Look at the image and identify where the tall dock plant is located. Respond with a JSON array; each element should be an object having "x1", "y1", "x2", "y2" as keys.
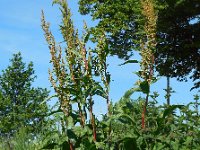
[
  {"x1": 119, "y1": 0, "x2": 158, "y2": 130},
  {"x1": 41, "y1": 0, "x2": 110, "y2": 149},
  {"x1": 138, "y1": 0, "x2": 157, "y2": 129}
]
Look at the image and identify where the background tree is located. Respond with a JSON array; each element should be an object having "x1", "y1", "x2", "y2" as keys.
[
  {"x1": 78, "y1": 0, "x2": 200, "y2": 90},
  {"x1": 0, "y1": 52, "x2": 49, "y2": 138},
  {"x1": 156, "y1": 0, "x2": 200, "y2": 90}
]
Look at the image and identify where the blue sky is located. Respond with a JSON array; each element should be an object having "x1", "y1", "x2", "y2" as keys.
[{"x1": 0, "y1": 0, "x2": 199, "y2": 116}]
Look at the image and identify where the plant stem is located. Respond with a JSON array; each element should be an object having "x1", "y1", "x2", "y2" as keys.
[
  {"x1": 89, "y1": 95, "x2": 96, "y2": 141},
  {"x1": 167, "y1": 76, "x2": 170, "y2": 105},
  {"x1": 78, "y1": 102, "x2": 85, "y2": 127},
  {"x1": 69, "y1": 140, "x2": 74, "y2": 150},
  {"x1": 142, "y1": 93, "x2": 149, "y2": 129},
  {"x1": 140, "y1": 0, "x2": 157, "y2": 129}
]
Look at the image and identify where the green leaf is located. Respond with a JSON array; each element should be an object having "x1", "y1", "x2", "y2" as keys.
[
  {"x1": 42, "y1": 143, "x2": 58, "y2": 149},
  {"x1": 153, "y1": 143, "x2": 166, "y2": 150},
  {"x1": 95, "y1": 142, "x2": 105, "y2": 149},
  {"x1": 122, "y1": 87, "x2": 141, "y2": 99},
  {"x1": 40, "y1": 94, "x2": 57, "y2": 105},
  {"x1": 119, "y1": 60, "x2": 139, "y2": 66},
  {"x1": 84, "y1": 32, "x2": 90, "y2": 43},
  {"x1": 47, "y1": 108, "x2": 63, "y2": 116},
  {"x1": 81, "y1": 139, "x2": 97, "y2": 150},
  {"x1": 116, "y1": 114, "x2": 135, "y2": 125},
  {"x1": 184, "y1": 136, "x2": 193, "y2": 146},
  {"x1": 67, "y1": 129, "x2": 77, "y2": 140},
  {"x1": 86, "y1": 83, "x2": 107, "y2": 99},
  {"x1": 52, "y1": 0, "x2": 61, "y2": 6},
  {"x1": 163, "y1": 105, "x2": 184, "y2": 118},
  {"x1": 73, "y1": 126, "x2": 87, "y2": 137},
  {"x1": 139, "y1": 81, "x2": 149, "y2": 94},
  {"x1": 61, "y1": 141, "x2": 71, "y2": 150},
  {"x1": 67, "y1": 116, "x2": 74, "y2": 128},
  {"x1": 117, "y1": 136, "x2": 138, "y2": 150}
]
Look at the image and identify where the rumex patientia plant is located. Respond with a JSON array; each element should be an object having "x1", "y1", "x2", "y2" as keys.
[
  {"x1": 41, "y1": 0, "x2": 110, "y2": 149},
  {"x1": 122, "y1": 0, "x2": 158, "y2": 129},
  {"x1": 139, "y1": 0, "x2": 157, "y2": 129},
  {"x1": 116, "y1": 0, "x2": 158, "y2": 130}
]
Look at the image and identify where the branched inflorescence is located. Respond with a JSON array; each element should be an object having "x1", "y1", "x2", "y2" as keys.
[
  {"x1": 41, "y1": 0, "x2": 110, "y2": 147},
  {"x1": 140, "y1": 0, "x2": 158, "y2": 129},
  {"x1": 140, "y1": 0, "x2": 157, "y2": 82}
]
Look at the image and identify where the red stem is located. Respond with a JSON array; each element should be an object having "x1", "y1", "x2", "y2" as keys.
[
  {"x1": 78, "y1": 103, "x2": 85, "y2": 127},
  {"x1": 142, "y1": 54, "x2": 154, "y2": 129},
  {"x1": 89, "y1": 96, "x2": 96, "y2": 141},
  {"x1": 142, "y1": 94, "x2": 148, "y2": 129},
  {"x1": 69, "y1": 140, "x2": 74, "y2": 150}
]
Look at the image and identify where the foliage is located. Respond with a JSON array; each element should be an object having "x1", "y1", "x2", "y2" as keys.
[
  {"x1": 79, "y1": 0, "x2": 142, "y2": 59},
  {"x1": 108, "y1": 94, "x2": 200, "y2": 149},
  {"x1": 0, "y1": 127, "x2": 44, "y2": 150},
  {"x1": 0, "y1": 53, "x2": 49, "y2": 139},
  {"x1": 155, "y1": 0, "x2": 200, "y2": 90},
  {"x1": 78, "y1": 0, "x2": 200, "y2": 89},
  {"x1": 1, "y1": 0, "x2": 200, "y2": 149}
]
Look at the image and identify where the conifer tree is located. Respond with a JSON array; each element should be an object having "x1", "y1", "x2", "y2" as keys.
[{"x1": 0, "y1": 52, "x2": 49, "y2": 138}]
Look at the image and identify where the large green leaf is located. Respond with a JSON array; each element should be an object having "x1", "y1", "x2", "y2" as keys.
[
  {"x1": 40, "y1": 94, "x2": 58, "y2": 105},
  {"x1": 85, "y1": 82, "x2": 107, "y2": 99},
  {"x1": 117, "y1": 136, "x2": 139, "y2": 150},
  {"x1": 163, "y1": 105, "x2": 184, "y2": 119},
  {"x1": 42, "y1": 143, "x2": 58, "y2": 149},
  {"x1": 122, "y1": 87, "x2": 141, "y2": 99},
  {"x1": 67, "y1": 129, "x2": 77, "y2": 140},
  {"x1": 61, "y1": 141, "x2": 71, "y2": 150},
  {"x1": 139, "y1": 81, "x2": 150, "y2": 94},
  {"x1": 116, "y1": 114, "x2": 135, "y2": 125}
]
